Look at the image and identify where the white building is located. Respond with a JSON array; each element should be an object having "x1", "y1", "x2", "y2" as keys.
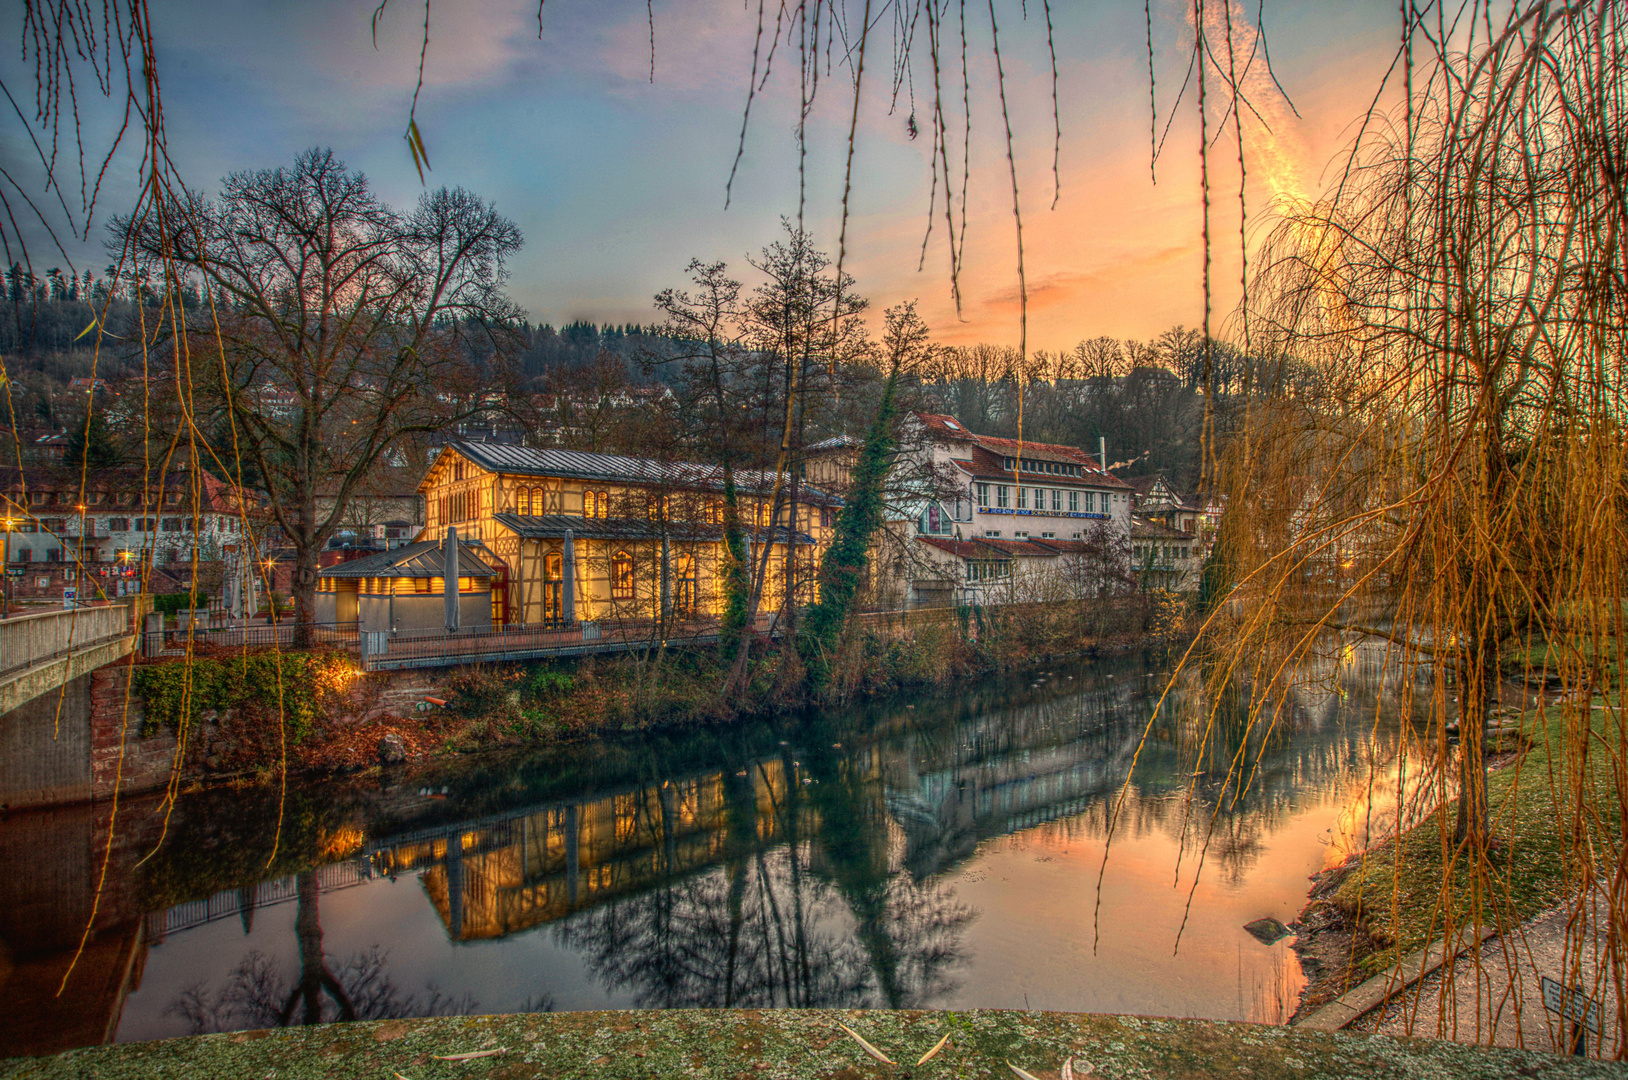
[{"x1": 810, "y1": 413, "x2": 1135, "y2": 607}]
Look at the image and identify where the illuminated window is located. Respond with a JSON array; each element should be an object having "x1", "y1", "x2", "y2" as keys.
[
  {"x1": 612, "y1": 550, "x2": 634, "y2": 599},
  {"x1": 533, "y1": 488, "x2": 548, "y2": 515}
]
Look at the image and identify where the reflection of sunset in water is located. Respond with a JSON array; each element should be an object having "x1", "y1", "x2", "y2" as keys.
[
  {"x1": 1321, "y1": 733, "x2": 1448, "y2": 871},
  {"x1": 0, "y1": 650, "x2": 1429, "y2": 1053}
]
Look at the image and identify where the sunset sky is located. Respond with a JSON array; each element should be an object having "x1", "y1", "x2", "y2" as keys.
[{"x1": 6, "y1": 1, "x2": 1407, "y2": 350}]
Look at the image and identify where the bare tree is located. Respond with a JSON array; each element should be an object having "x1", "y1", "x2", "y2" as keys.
[
  {"x1": 120, "y1": 149, "x2": 522, "y2": 631},
  {"x1": 651, "y1": 260, "x2": 752, "y2": 647}
]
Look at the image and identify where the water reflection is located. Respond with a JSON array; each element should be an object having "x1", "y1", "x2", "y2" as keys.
[{"x1": 0, "y1": 646, "x2": 1426, "y2": 1054}]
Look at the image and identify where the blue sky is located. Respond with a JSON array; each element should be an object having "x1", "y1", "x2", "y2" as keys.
[{"x1": 3, "y1": 1, "x2": 1405, "y2": 348}]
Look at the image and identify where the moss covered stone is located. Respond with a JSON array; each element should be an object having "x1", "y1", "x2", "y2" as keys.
[{"x1": 2, "y1": 1009, "x2": 1620, "y2": 1080}]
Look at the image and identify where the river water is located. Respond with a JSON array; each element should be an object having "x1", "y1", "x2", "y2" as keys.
[{"x1": 0, "y1": 649, "x2": 1424, "y2": 1055}]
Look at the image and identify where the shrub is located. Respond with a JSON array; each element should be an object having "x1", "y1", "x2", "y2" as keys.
[
  {"x1": 132, "y1": 651, "x2": 355, "y2": 743},
  {"x1": 152, "y1": 592, "x2": 204, "y2": 616}
]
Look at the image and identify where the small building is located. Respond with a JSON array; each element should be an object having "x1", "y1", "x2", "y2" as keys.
[
  {"x1": 1130, "y1": 516, "x2": 1202, "y2": 593},
  {"x1": 315, "y1": 534, "x2": 499, "y2": 633},
  {"x1": 1125, "y1": 474, "x2": 1216, "y2": 546}
]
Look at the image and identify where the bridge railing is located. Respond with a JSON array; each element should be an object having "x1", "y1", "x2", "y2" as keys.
[{"x1": 0, "y1": 602, "x2": 137, "y2": 680}]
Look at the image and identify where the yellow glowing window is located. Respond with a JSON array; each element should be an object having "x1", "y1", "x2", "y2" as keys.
[{"x1": 611, "y1": 550, "x2": 634, "y2": 599}]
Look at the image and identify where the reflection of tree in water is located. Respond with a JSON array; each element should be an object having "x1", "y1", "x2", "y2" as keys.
[
  {"x1": 555, "y1": 754, "x2": 973, "y2": 1009},
  {"x1": 166, "y1": 870, "x2": 478, "y2": 1034},
  {"x1": 554, "y1": 849, "x2": 972, "y2": 1009}
]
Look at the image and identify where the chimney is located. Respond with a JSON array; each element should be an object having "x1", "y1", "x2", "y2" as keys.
[{"x1": 1099, "y1": 436, "x2": 1107, "y2": 471}]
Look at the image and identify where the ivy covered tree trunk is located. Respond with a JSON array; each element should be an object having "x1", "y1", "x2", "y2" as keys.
[
  {"x1": 719, "y1": 477, "x2": 750, "y2": 659},
  {"x1": 799, "y1": 364, "x2": 902, "y2": 683}
]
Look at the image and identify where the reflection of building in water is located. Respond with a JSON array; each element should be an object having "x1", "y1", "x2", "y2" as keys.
[{"x1": 372, "y1": 759, "x2": 821, "y2": 941}]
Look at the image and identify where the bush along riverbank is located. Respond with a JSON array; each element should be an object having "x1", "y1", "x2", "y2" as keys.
[
  {"x1": 1287, "y1": 691, "x2": 1619, "y2": 1021},
  {"x1": 121, "y1": 593, "x2": 1189, "y2": 786}
]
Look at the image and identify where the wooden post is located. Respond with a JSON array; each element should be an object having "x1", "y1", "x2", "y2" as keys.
[
  {"x1": 563, "y1": 529, "x2": 576, "y2": 625},
  {"x1": 444, "y1": 526, "x2": 460, "y2": 631}
]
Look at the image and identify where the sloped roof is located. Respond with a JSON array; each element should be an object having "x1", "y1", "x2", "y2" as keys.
[
  {"x1": 320, "y1": 538, "x2": 498, "y2": 579},
  {"x1": 1125, "y1": 473, "x2": 1202, "y2": 510},
  {"x1": 0, "y1": 465, "x2": 252, "y2": 514},
  {"x1": 912, "y1": 412, "x2": 979, "y2": 441},
  {"x1": 919, "y1": 537, "x2": 1009, "y2": 559},
  {"x1": 918, "y1": 536, "x2": 1067, "y2": 559},
  {"x1": 493, "y1": 513, "x2": 816, "y2": 546},
  {"x1": 440, "y1": 441, "x2": 842, "y2": 506},
  {"x1": 946, "y1": 445, "x2": 1132, "y2": 491},
  {"x1": 1130, "y1": 516, "x2": 1192, "y2": 541},
  {"x1": 973, "y1": 537, "x2": 1062, "y2": 558},
  {"x1": 806, "y1": 433, "x2": 863, "y2": 454}
]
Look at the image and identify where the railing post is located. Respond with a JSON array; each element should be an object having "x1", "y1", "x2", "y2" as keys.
[{"x1": 361, "y1": 630, "x2": 387, "y2": 670}]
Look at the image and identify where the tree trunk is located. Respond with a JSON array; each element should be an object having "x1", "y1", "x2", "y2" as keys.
[
  {"x1": 291, "y1": 540, "x2": 319, "y2": 647},
  {"x1": 1454, "y1": 640, "x2": 1494, "y2": 848}
]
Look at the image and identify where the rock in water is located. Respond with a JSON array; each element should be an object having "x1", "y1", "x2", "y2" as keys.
[
  {"x1": 378, "y1": 732, "x2": 408, "y2": 765},
  {"x1": 1244, "y1": 917, "x2": 1290, "y2": 945}
]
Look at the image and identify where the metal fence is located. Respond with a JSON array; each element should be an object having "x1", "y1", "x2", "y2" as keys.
[
  {"x1": 143, "y1": 621, "x2": 360, "y2": 657},
  {"x1": 0, "y1": 602, "x2": 136, "y2": 680},
  {"x1": 139, "y1": 613, "x2": 779, "y2": 669},
  {"x1": 358, "y1": 619, "x2": 666, "y2": 670}
]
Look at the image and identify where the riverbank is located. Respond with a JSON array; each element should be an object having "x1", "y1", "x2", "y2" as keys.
[
  {"x1": 130, "y1": 597, "x2": 1176, "y2": 787},
  {"x1": 1286, "y1": 692, "x2": 1619, "y2": 1025},
  {"x1": 3, "y1": 1008, "x2": 1618, "y2": 1079}
]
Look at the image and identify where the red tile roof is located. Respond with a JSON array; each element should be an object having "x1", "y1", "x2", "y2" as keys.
[
  {"x1": 919, "y1": 537, "x2": 1004, "y2": 559},
  {"x1": 912, "y1": 412, "x2": 979, "y2": 441},
  {"x1": 919, "y1": 535, "x2": 1076, "y2": 559}
]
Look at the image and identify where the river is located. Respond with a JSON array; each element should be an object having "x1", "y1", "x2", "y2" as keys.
[{"x1": 0, "y1": 648, "x2": 1424, "y2": 1056}]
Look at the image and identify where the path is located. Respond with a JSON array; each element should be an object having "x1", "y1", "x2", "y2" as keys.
[{"x1": 1352, "y1": 889, "x2": 1623, "y2": 1058}]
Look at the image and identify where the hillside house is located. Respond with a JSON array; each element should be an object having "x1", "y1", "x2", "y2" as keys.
[{"x1": 810, "y1": 413, "x2": 1134, "y2": 606}]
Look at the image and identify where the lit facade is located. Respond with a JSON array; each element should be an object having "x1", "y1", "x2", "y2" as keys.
[{"x1": 411, "y1": 441, "x2": 838, "y2": 626}]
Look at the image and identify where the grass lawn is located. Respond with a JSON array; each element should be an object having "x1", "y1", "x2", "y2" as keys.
[{"x1": 1332, "y1": 698, "x2": 1623, "y2": 977}]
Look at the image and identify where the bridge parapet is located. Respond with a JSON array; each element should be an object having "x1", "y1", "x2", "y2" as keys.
[{"x1": 0, "y1": 603, "x2": 137, "y2": 681}]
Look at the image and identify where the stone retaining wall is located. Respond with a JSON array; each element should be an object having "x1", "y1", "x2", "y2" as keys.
[{"x1": 89, "y1": 664, "x2": 175, "y2": 801}]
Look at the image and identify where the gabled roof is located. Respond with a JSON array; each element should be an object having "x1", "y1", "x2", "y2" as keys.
[
  {"x1": 320, "y1": 538, "x2": 498, "y2": 579},
  {"x1": 1125, "y1": 473, "x2": 1202, "y2": 510},
  {"x1": 434, "y1": 441, "x2": 842, "y2": 506},
  {"x1": 493, "y1": 513, "x2": 817, "y2": 546}
]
